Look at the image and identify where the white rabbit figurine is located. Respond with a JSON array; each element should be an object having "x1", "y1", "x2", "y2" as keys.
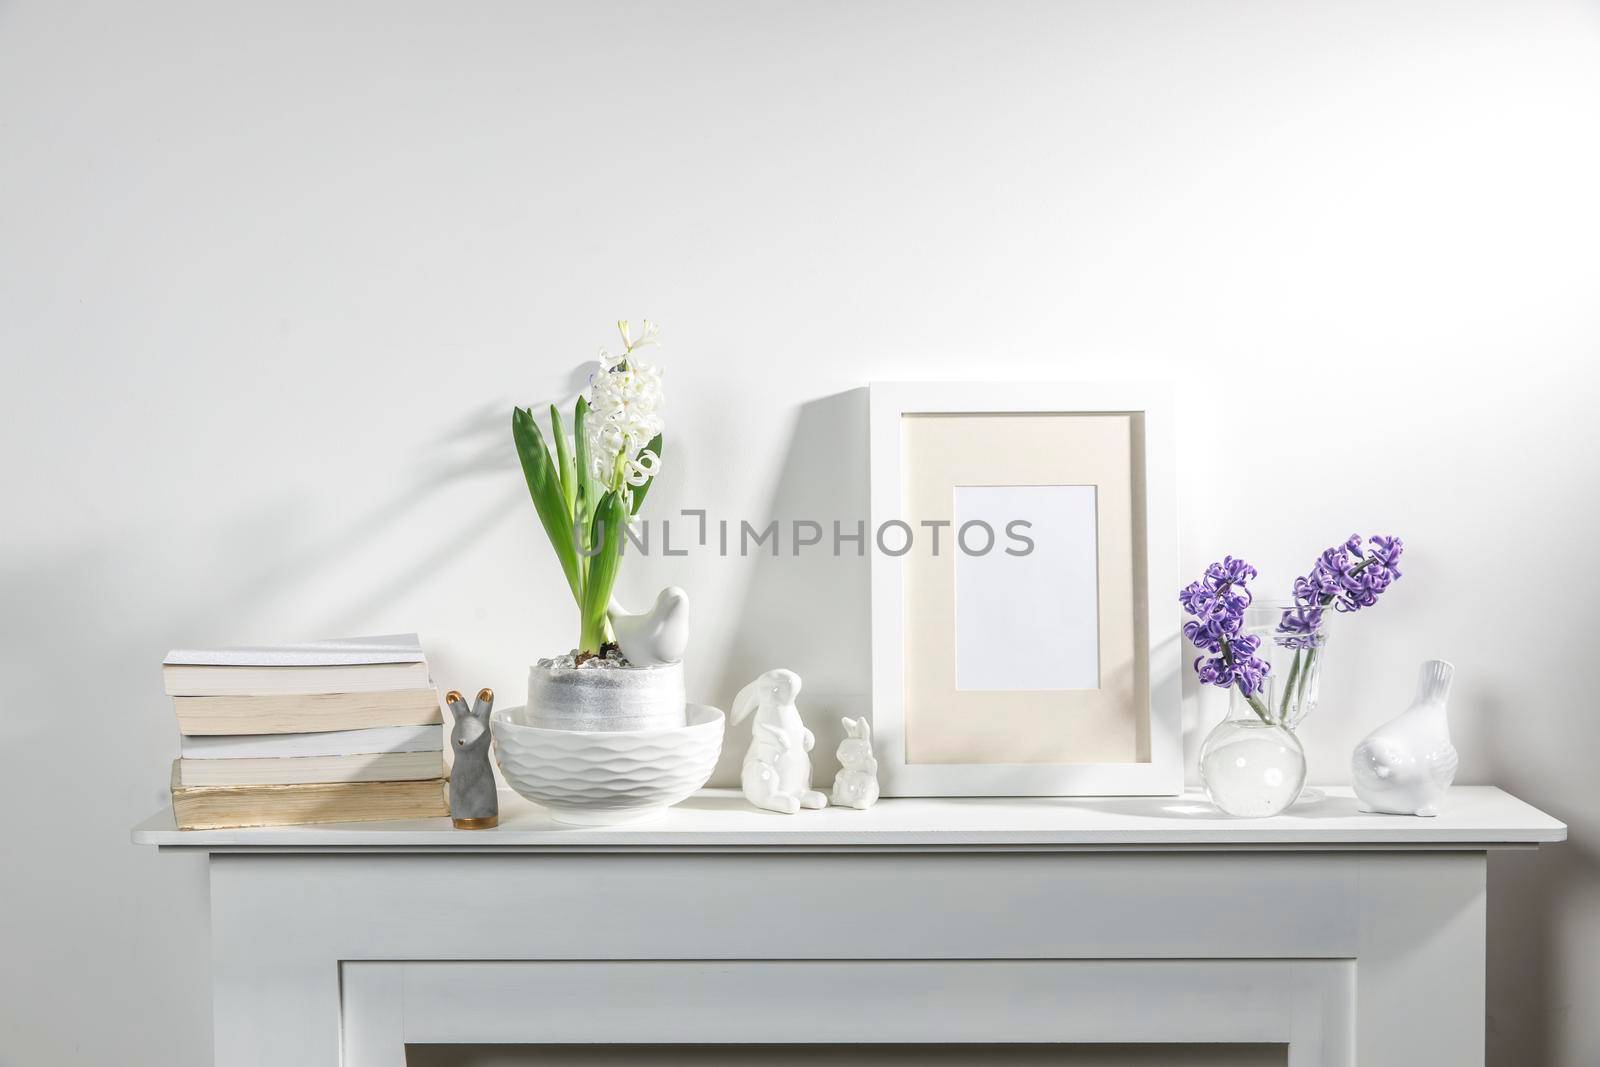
[
  {"x1": 830, "y1": 716, "x2": 879, "y2": 810},
  {"x1": 731, "y1": 669, "x2": 828, "y2": 814}
]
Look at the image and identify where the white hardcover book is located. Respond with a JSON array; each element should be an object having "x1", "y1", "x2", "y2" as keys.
[
  {"x1": 164, "y1": 633, "x2": 426, "y2": 667},
  {"x1": 163, "y1": 661, "x2": 432, "y2": 697},
  {"x1": 176, "y1": 750, "x2": 446, "y2": 787},
  {"x1": 180, "y1": 724, "x2": 444, "y2": 760},
  {"x1": 170, "y1": 689, "x2": 443, "y2": 735}
]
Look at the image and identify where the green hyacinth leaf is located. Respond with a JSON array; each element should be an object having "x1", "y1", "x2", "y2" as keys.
[
  {"x1": 573, "y1": 396, "x2": 595, "y2": 568},
  {"x1": 579, "y1": 489, "x2": 626, "y2": 653},
  {"x1": 550, "y1": 403, "x2": 576, "y2": 520},
  {"x1": 512, "y1": 406, "x2": 581, "y2": 604}
]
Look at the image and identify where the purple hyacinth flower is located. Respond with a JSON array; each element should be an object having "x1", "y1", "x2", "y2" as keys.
[
  {"x1": 1279, "y1": 533, "x2": 1405, "y2": 633},
  {"x1": 1181, "y1": 556, "x2": 1271, "y2": 696}
]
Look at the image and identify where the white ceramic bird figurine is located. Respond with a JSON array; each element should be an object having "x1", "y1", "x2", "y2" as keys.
[
  {"x1": 1351, "y1": 659, "x2": 1459, "y2": 817},
  {"x1": 607, "y1": 586, "x2": 689, "y2": 666}
]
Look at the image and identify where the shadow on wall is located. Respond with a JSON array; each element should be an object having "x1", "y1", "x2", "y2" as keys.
[
  {"x1": 238, "y1": 399, "x2": 530, "y2": 633},
  {"x1": 322, "y1": 401, "x2": 526, "y2": 634},
  {"x1": 707, "y1": 388, "x2": 872, "y2": 792},
  {"x1": 194, "y1": 379, "x2": 590, "y2": 640},
  {"x1": 697, "y1": 388, "x2": 1200, "y2": 795},
  {"x1": 0, "y1": 391, "x2": 599, "y2": 795},
  {"x1": 1483, "y1": 684, "x2": 1598, "y2": 1067},
  {"x1": 0, "y1": 393, "x2": 586, "y2": 1067},
  {"x1": 0, "y1": 394, "x2": 549, "y2": 750}
]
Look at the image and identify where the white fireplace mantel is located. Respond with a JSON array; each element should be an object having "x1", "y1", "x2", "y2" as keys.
[{"x1": 134, "y1": 786, "x2": 1564, "y2": 1067}]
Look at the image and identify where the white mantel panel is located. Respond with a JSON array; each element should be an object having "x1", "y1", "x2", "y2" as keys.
[
  {"x1": 136, "y1": 786, "x2": 1565, "y2": 853},
  {"x1": 212, "y1": 852, "x2": 1366, "y2": 963},
  {"x1": 207, "y1": 849, "x2": 1480, "y2": 1067},
  {"x1": 350, "y1": 959, "x2": 1353, "y2": 1063}
]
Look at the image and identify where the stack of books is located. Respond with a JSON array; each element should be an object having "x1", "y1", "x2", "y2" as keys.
[{"x1": 165, "y1": 634, "x2": 450, "y2": 829}]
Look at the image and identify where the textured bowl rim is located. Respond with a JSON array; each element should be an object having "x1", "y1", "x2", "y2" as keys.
[
  {"x1": 492, "y1": 702, "x2": 723, "y2": 739},
  {"x1": 528, "y1": 660, "x2": 684, "y2": 676}
]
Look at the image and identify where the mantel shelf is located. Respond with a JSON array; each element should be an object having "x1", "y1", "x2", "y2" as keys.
[{"x1": 132, "y1": 785, "x2": 1564, "y2": 854}]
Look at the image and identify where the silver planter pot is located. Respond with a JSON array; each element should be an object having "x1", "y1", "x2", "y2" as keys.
[{"x1": 522, "y1": 659, "x2": 686, "y2": 732}]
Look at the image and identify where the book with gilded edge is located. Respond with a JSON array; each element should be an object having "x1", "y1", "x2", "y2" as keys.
[
  {"x1": 169, "y1": 763, "x2": 448, "y2": 830},
  {"x1": 175, "y1": 750, "x2": 445, "y2": 787}
]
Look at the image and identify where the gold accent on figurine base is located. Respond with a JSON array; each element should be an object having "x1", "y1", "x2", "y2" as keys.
[{"x1": 452, "y1": 815, "x2": 499, "y2": 830}]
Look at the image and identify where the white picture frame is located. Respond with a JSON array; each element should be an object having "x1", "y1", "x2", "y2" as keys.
[{"x1": 869, "y1": 382, "x2": 1182, "y2": 796}]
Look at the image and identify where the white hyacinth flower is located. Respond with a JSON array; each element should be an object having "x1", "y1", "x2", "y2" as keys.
[
  {"x1": 624, "y1": 447, "x2": 660, "y2": 486},
  {"x1": 583, "y1": 320, "x2": 665, "y2": 496}
]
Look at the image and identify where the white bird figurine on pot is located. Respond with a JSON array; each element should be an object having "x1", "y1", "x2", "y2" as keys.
[{"x1": 607, "y1": 586, "x2": 690, "y2": 666}]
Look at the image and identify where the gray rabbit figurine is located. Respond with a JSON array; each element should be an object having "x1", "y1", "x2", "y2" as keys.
[{"x1": 447, "y1": 688, "x2": 499, "y2": 829}]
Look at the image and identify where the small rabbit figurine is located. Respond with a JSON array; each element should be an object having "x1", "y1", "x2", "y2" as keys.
[
  {"x1": 447, "y1": 688, "x2": 499, "y2": 829},
  {"x1": 731, "y1": 669, "x2": 828, "y2": 814},
  {"x1": 830, "y1": 716, "x2": 879, "y2": 810},
  {"x1": 1351, "y1": 660, "x2": 1459, "y2": 817}
]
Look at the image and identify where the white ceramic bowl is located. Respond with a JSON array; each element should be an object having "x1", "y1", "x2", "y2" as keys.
[{"x1": 491, "y1": 703, "x2": 725, "y2": 826}]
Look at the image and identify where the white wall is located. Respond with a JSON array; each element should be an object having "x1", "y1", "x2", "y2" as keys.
[{"x1": 3, "y1": 1, "x2": 1598, "y2": 1063}]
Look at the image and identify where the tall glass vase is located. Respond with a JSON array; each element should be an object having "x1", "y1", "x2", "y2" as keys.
[
  {"x1": 1251, "y1": 601, "x2": 1330, "y2": 732},
  {"x1": 1198, "y1": 601, "x2": 1328, "y2": 816}
]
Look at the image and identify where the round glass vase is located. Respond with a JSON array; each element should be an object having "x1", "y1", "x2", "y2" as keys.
[
  {"x1": 1199, "y1": 692, "x2": 1307, "y2": 817},
  {"x1": 1198, "y1": 601, "x2": 1327, "y2": 817}
]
